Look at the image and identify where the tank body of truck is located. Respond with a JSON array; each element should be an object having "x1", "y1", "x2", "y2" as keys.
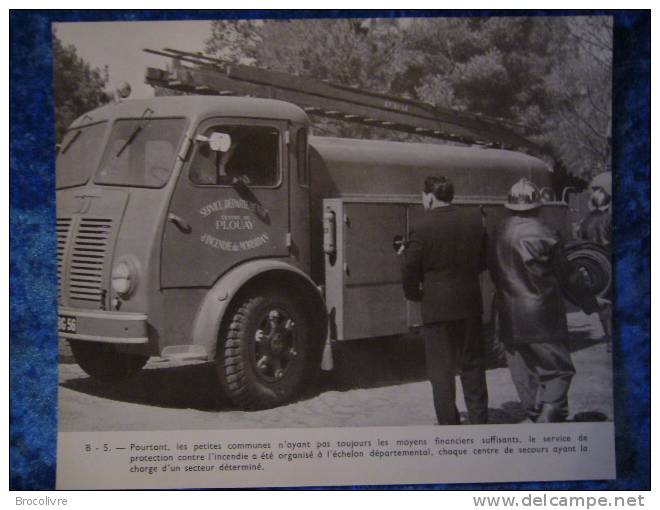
[
  {"x1": 307, "y1": 136, "x2": 566, "y2": 341},
  {"x1": 56, "y1": 95, "x2": 571, "y2": 409}
]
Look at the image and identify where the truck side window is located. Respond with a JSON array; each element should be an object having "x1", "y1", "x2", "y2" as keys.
[
  {"x1": 190, "y1": 125, "x2": 280, "y2": 187},
  {"x1": 297, "y1": 129, "x2": 309, "y2": 187}
]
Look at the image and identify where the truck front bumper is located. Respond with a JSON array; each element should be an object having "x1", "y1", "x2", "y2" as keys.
[{"x1": 57, "y1": 307, "x2": 148, "y2": 344}]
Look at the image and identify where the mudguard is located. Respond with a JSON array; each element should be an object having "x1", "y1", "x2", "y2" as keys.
[{"x1": 191, "y1": 259, "x2": 325, "y2": 360}]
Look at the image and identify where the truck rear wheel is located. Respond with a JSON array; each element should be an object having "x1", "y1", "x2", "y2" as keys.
[
  {"x1": 217, "y1": 291, "x2": 317, "y2": 410},
  {"x1": 69, "y1": 341, "x2": 149, "y2": 382}
]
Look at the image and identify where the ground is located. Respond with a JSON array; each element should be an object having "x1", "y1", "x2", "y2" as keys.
[{"x1": 58, "y1": 312, "x2": 613, "y2": 431}]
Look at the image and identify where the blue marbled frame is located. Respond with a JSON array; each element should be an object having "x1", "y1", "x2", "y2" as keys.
[{"x1": 9, "y1": 10, "x2": 650, "y2": 490}]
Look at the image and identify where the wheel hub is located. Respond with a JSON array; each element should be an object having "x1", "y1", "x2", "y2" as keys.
[
  {"x1": 270, "y1": 334, "x2": 285, "y2": 355},
  {"x1": 253, "y1": 308, "x2": 297, "y2": 382}
]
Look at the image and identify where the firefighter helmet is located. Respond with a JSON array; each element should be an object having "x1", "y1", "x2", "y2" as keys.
[
  {"x1": 505, "y1": 178, "x2": 542, "y2": 211},
  {"x1": 589, "y1": 172, "x2": 612, "y2": 211},
  {"x1": 590, "y1": 187, "x2": 612, "y2": 211},
  {"x1": 590, "y1": 171, "x2": 612, "y2": 195}
]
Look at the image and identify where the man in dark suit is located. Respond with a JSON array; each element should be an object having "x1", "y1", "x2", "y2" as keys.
[
  {"x1": 401, "y1": 176, "x2": 488, "y2": 425},
  {"x1": 578, "y1": 182, "x2": 612, "y2": 351}
]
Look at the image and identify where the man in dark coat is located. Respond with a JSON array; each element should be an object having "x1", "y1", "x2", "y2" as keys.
[
  {"x1": 579, "y1": 188, "x2": 612, "y2": 248},
  {"x1": 490, "y1": 178, "x2": 603, "y2": 423},
  {"x1": 579, "y1": 182, "x2": 613, "y2": 351},
  {"x1": 401, "y1": 175, "x2": 488, "y2": 425}
]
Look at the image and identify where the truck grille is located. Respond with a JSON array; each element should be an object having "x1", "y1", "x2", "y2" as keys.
[
  {"x1": 68, "y1": 217, "x2": 113, "y2": 303},
  {"x1": 56, "y1": 217, "x2": 72, "y2": 301}
]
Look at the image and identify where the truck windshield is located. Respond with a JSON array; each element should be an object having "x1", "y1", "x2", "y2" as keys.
[
  {"x1": 95, "y1": 118, "x2": 186, "y2": 188},
  {"x1": 56, "y1": 122, "x2": 108, "y2": 189}
]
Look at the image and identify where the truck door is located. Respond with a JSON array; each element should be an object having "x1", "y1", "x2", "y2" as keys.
[
  {"x1": 161, "y1": 118, "x2": 289, "y2": 288},
  {"x1": 288, "y1": 127, "x2": 311, "y2": 272}
]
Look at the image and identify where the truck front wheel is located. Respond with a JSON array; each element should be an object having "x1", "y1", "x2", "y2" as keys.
[
  {"x1": 217, "y1": 291, "x2": 317, "y2": 410},
  {"x1": 69, "y1": 341, "x2": 149, "y2": 382}
]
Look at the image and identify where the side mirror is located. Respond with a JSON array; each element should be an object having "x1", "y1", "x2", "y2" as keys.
[{"x1": 195, "y1": 132, "x2": 232, "y2": 152}]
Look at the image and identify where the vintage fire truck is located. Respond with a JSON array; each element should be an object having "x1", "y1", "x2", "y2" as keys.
[{"x1": 56, "y1": 49, "x2": 610, "y2": 409}]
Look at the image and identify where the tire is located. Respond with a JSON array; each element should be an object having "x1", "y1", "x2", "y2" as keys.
[
  {"x1": 70, "y1": 341, "x2": 149, "y2": 382},
  {"x1": 217, "y1": 290, "x2": 320, "y2": 410}
]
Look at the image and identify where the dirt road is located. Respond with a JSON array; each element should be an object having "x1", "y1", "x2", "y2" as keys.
[{"x1": 58, "y1": 312, "x2": 613, "y2": 431}]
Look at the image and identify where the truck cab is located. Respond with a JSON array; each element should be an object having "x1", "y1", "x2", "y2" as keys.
[{"x1": 57, "y1": 96, "x2": 323, "y2": 408}]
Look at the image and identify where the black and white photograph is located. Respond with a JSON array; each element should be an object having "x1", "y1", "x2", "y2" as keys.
[{"x1": 52, "y1": 15, "x2": 617, "y2": 489}]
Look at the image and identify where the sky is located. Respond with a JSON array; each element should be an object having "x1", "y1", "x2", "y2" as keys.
[{"x1": 54, "y1": 20, "x2": 213, "y2": 99}]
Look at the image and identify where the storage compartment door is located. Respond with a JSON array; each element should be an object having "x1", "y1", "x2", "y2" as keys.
[{"x1": 341, "y1": 202, "x2": 408, "y2": 340}]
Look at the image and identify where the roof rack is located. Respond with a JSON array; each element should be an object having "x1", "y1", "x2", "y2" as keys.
[{"x1": 144, "y1": 47, "x2": 542, "y2": 155}]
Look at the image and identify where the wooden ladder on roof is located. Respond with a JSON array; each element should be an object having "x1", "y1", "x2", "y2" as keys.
[{"x1": 144, "y1": 47, "x2": 542, "y2": 156}]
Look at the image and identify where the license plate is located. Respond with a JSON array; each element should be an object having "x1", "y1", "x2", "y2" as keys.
[{"x1": 58, "y1": 315, "x2": 77, "y2": 334}]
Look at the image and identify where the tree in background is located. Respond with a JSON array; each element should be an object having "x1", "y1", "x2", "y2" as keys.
[
  {"x1": 203, "y1": 16, "x2": 611, "y2": 183},
  {"x1": 544, "y1": 16, "x2": 612, "y2": 180},
  {"x1": 409, "y1": 17, "x2": 565, "y2": 129},
  {"x1": 204, "y1": 18, "x2": 410, "y2": 139},
  {"x1": 205, "y1": 18, "x2": 403, "y2": 88},
  {"x1": 204, "y1": 19, "x2": 263, "y2": 65},
  {"x1": 407, "y1": 16, "x2": 610, "y2": 186},
  {"x1": 53, "y1": 32, "x2": 111, "y2": 142}
]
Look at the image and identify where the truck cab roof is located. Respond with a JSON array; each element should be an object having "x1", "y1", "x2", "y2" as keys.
[{"x1": 69, "y1": 95, "x2": 311, "y2": 127}]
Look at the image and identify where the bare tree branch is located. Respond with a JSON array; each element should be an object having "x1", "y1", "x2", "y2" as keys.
[{"x1": 586, "y1": 85, "x2": 610, "y2": 118}]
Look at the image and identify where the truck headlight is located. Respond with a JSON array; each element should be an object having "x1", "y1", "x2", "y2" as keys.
[{"x1": 112, "y1": 258, "x2": 137, "y2": 297}]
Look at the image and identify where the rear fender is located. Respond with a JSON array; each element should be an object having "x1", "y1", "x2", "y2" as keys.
[{"x1": 191, "y1": 260, "x2": 326, "y2": 360}]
